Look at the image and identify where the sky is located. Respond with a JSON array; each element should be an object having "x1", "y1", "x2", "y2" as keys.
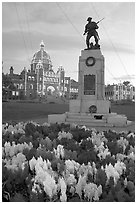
[{"x1": 2, "y1": 1, "x2": 135, "y2": 85}]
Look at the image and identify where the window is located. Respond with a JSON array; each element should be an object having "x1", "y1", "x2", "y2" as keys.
[
  {"x1": 16, "y1": 84, "x2": 19, "y2": 89},
  {"x1": 20, "y1": 84, "x2": 23, "y2": 89},
  {"x1": 28, "y1": 76, "x2": 31, "y2": 80},
  {"x1": 29, "y1": 84, "x2": 33, "y2": 89},
  {"x1": 12, "y1": 91, "x2": 15, "y2": 96},
  {"x1": 32, "y1": 76, "x2": 35, "y2": 81},
  {"x1": 16, "y1": 91, "x2": 19, "y2": 96},
  {"x1": 39, "y1": 84, "x2": 42, "y2": 90}
]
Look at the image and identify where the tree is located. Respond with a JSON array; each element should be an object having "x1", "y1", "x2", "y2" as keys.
[{"x1": 2, "y1": 74, "x2": 16, "y2": 100}]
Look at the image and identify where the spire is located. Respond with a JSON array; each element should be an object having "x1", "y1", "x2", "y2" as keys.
[
  {"x1": 10, "y1": 66, "x2": 14, "y2": 75},
  {"x1": 40, "y1": 40, "x2": 45, "y2": 50}
]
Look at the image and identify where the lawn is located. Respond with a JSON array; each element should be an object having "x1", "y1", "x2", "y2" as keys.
[
  {"x1": 111, "y1": 103, "x2": 135, "y2": 121},
  {"x1": 2, "y1": 101, "x2": 135, "y2": 123},
  {"x1": 2, "y1": 102, "x2": 69, "y2": 123}
]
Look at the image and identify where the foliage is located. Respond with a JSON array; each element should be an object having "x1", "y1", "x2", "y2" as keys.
[{"x1": 2, "y1": 121, "x2": 135, "y2": 202}]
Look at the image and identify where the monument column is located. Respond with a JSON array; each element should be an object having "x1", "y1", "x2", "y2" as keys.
[
  {"x1": 69, "y1": 48, "x2": 110, "y2": 114},
  {"x1": 48, "y1": 16, "x2": 128, "y2": 127}
]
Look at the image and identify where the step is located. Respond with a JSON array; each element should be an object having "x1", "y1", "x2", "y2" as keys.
[
  {"x1": 65, "y1": 119, "x2": 113, "y2": 127},
  {"x1": 66, "y1": 117, "x2": 106, "y2": 123},
  {"x1": 67, "y1": 115, "x2": 106, "y2": 121},
  {"x1": 66, "y1": 112, "x2": 112, "y2": 120}
]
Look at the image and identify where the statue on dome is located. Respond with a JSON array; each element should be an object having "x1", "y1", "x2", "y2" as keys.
[{"x1": 83, "y1": 17, "x2": 103, "y2": 50}]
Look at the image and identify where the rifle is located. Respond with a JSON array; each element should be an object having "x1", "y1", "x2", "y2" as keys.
[{"x1": 96, "y1": 17, "x2": 105, "y2": 24}]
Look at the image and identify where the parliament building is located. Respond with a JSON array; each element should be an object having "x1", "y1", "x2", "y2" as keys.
[
  {"x1": 6, "y1": 41, "x2": 78, "y2": 100},
  {"x1": 3, "y1": 41, "x2": 134, "y2": 102}
]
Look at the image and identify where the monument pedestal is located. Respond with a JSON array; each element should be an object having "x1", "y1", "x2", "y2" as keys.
[
  {"x1": 48, "y1": 49, "x2": 131, "y2": 127},
  {"x1": 69, "y1": 99, "x2": 110, "y2": 114}
]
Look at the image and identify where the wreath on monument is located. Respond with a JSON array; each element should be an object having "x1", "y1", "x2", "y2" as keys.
[
  {"x1": 85, "y1": 57, "x2": 96, "y2": 67},
  {"x1": 89, "y1": 105, "x2": 97, "y2": 113}
]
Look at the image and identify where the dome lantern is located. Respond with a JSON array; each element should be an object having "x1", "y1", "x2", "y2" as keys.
[
  {"x1": 40, "y1": 40, "x2": 45, "y2": 50},
  {"x1": 31, "y1": 41, "x2": 53, "y2": 72}
]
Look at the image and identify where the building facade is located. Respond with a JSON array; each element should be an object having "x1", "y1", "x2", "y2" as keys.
[
  {"x1": 3, "y1": 41, "x2": 79, "y2": 100},
  {"x1": 105, "y1": 83, "x2": 135, "y2": 101},
  {"x1": 7, "y1": 41, "x2": 135, "y2": 102}
]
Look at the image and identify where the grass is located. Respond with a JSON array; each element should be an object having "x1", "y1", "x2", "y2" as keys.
[
  {"x1": 2, "y1": 101, "x2": 135, "y2": 123},
  {"x1": 2, "y1": 102, "x2": 69, "y2": 123},
  {"x1": 111, "y1": 103, "x2": 135, "y2": 121}
]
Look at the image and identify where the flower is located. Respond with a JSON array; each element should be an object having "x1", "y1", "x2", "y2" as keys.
[
  {"x1": 84, "y1": 183, "x2": 102, "y2": 201},
  {"x1": 69, "y1": 186, "x2": 75, "y2": 194},
  {"x1": 91, "y1": 131, "x2": 108, "y2": 147},
  {"x1": 98, "y1": 148, "x2": 111, "y2": 160},
  {"x1": 116, "y1": 153, "x2": 126, "y2": 161},
  {"x1": 4, "y1": 142, "x2": 11, "y2": 156},
  {"x1": 75, "y1": 174, "x2": 87, "y2": 199},
  {"x1": 32, "y1": 182, "x2": 42, "y2": 194},
  {"x1": 54, "y1": 145, "x2": 64, "y2": 159},
  {"x1": 127, "y1": 132, "x2": 135, "y2": 138},
  {"x1": 81, "y1": 125, "x2": 90, "y2": 131},
  {"x1": 65, "y1": 160, "x2": 75, "y2": 174},
  {"x1": 117, "y1": 137, "x2": 129, "y2": 153},
  {"x1": 12, "y1": 152, "x2": 26, "y2": 167},
  {"x1": 114, "y1": 161, "x2": 126, "y2": 175},
  {"x1": 66, "y1": 174, "x2": 76, "y2": 186},
  {"x1": 43, "y1": 174, "x2": 57, "y2": 199},
  {"x1": 105, "y1": 163, "x2": 120, "y2": 185},
  {"x1": 42, "y1": 122, "x2": 50, "y2": 127},
  {"x1": 58, "y1": 177, "x2": 67, "y2": 202},
  {"x1": 127, "y1": 152, "x2": 135, "y2": 160},
  {"x1": 29, "y1": 156, "x2": 37, "y2": 171},
  {"x1": 58, "y1": 131, "x2": 73, "y2": 140},
  {"x1": 124, "y1": 178, "x2": 128, "y2": 187},
  {"x1": 60, "y1": 193, "x2": 67, "y2": 202}
]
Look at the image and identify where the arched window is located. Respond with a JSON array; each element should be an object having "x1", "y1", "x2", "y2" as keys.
[
  {"x1": 28, "y1": 76, "x2": 31, "y2": 80},
  {"x1": 39, "y1": 84, "x2": 42, "y2": 90},
  {"x1": 16, "y1": 91, "x2": 19, "y2": 96},
  {"x1": 16, "y1": 84, "x2": 19, "y2": 89},
  {"x1": 20, "y1": 84, "x2": 23, "y2": 89},
  {"x1": 29, "y1": 84, "x2": 33, "y2": 89}
]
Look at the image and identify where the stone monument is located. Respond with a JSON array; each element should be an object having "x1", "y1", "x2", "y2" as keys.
[
  {"x1": 48, "y1": 18, "x2": 131, "y2": 127},
  {"x1": 69, "y1": 49, "x2": 110, "y2": 115}
]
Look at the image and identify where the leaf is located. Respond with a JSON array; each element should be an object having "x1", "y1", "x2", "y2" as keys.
[
  {"x1": 10, "y1": 193, "x2": 26, "y2": 202},
  {"x1": 96, "y1": 169, "x2": 107, "y2": 188}
]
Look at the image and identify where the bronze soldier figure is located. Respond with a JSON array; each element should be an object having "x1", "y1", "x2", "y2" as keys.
[{"x1": 83, "y1": 17, "x2": 100, "y2": 49}]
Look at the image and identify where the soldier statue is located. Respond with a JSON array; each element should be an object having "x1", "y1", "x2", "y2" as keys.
[{"x1": 83, "y1": 17, "x2": 100, "y2": 50}]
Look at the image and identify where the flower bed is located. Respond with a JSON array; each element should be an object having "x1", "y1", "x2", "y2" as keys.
[{"x1": 2, "y1": 121, "x2": 135, "y2": 202}]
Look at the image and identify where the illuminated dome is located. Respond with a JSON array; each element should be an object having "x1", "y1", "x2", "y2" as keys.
[{"x1": 31, "y1": 40, "x2": 52, "y2": 71}]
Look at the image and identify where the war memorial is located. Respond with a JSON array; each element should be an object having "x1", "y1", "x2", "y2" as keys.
[
  {"x1": 48, "y1": 17, "x2": 132, "y2": 127},
  {"x1": 2, "y1": 9, "x2": 135, "y2": 202}
]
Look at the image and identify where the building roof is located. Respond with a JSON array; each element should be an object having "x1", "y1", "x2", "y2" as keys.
[
  {"x1": 71, "y1": 79, "x2": 78, "y2": 88},
  {"x1": 31, "y1": 41, "x2": 52, "y2": 67}
]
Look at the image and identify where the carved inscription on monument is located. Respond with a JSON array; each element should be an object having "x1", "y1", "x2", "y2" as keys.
[{"x1": 84, "y1": 74, "x2": 95, "y2": 95}]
